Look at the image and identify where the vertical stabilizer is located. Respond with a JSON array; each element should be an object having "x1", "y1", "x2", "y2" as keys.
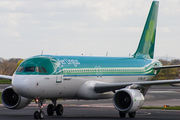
[{"x1": 134, "y1": 1, "x2": 159, "y2": 59}]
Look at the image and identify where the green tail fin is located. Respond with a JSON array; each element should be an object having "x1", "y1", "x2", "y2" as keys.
[{"x1": 134, "y1": 1, "x2": 159, "y2": 59}]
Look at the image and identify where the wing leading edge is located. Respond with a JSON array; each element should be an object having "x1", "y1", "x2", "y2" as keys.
[
  {"x1": 0, "y1": 75, "x2": 12, "y2": 81},
  {"x1": 94, "y1": 79, "x2": 180, "y2": 93}
]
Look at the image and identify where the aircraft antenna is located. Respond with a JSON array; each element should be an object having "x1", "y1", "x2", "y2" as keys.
[
  {"x1": 106, "y1": 51, "x2": 108, "y2": 56},
  {"x1": 41, "y1": 50, "x2": 43, "y2": 56}
]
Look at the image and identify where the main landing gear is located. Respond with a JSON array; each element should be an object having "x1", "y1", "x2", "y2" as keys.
[
  {"x1": 119, "y1": 111, "x2": 136, "y2": 118},
  {"x1": 47, "y1": 99, "x2": 63, "y2": 116}
]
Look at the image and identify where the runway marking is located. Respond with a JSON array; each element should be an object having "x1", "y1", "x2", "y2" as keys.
[
  {"x1": 138, "y1": 112, "x2": 151, "y2": 116},
  {"x1": 148, "y1": 91, "x2": 179, "y2": 93}
]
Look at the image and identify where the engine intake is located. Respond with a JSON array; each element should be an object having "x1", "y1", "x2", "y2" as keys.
[
  {"x1": 113, "y1": 88, "x2": 145, "y2": 113},
  {"x1": 1, "y1": 86, "x2": 32, "y2": 109}
]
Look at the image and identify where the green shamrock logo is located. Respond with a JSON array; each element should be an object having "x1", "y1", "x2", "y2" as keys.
[{"x1": 145, "y1": 20, "x2": 155, "y2": 44}]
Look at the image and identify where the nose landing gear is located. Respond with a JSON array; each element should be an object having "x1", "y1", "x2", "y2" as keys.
[
  {"x1": 34, "y1": 99, "x2": 46, "y2": 119},
  {"x1": 47, "y1": 99, "x2": 63, "y2": 116},
  {"x1": 33, "y1": 99, "x2": 63, "y2": 119}
]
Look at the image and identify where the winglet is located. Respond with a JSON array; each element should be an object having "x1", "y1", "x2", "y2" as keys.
[{"x1": 134, "y1": 1, "x2": 159, "y2": 59}]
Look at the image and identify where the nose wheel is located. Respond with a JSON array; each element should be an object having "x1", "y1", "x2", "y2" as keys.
[
  {"x1": 34, "y1": 111, "x2": 45, "y2": 119},
  {"x1": 34, "y1": 99, "x2": 46, "y2": 119},
  {"x1": 47, "y1": 99, "x2": 63, "y2": 116}
]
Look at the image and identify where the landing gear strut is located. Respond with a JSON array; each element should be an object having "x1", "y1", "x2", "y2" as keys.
[
  {"x1": 34, "y1": 99, "x2": 46, "y2": 119},
  {"x1": 47, "y1": 99, "x2": 63, "y2": 116}
]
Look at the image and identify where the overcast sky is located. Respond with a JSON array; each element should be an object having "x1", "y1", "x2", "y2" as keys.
[{"x1": 0, "y1": 0, "x2": 180, "y2": 60}]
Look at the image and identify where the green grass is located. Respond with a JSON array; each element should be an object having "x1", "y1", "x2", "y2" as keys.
[
  {"x1": 0, "y1": 92, "x2": 2, "y2": 104},
  {"x1": 141, "y1": 106, "x2": 180, "y2": 110},
  {"x1": 159, "y1": 84, "x2": 171, "y2": 86},
  {"x1": 0, "y1": 79, "x2": 11, "y2": 84}
]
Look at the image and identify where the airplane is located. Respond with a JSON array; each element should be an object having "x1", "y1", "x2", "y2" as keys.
[{"x1": 1, "y1": 1, "x2": 180, "y2": 119}]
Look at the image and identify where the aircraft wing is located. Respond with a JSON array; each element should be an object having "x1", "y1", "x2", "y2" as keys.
[
  {"x1": 94, "y1": 79, "x2": 180, "y2": 93},
  {"x1": 0, "y1": 75, "x2": 12, "y2": 80},
  {"x1": 154, "y1": 65, "x2": 180, "y2": 70}
]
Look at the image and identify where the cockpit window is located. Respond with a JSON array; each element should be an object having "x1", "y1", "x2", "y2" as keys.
[
  {"x1": 15, "y1": 57, "x2": 58, "y2": 75},
  {"x1": 36, "y1": 67, "x2": 42, "y2": 73},
  {"x1": 41, "y1": 67, "x2": 47, "y2": 73},
  {"x1": 24, "y1": 67, "x2": 35, "y2": 72},
  {"x1": 17, "y1": 67, "x2": 24, "y2": 72}
]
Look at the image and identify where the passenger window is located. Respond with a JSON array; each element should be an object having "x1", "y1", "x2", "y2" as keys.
[
  {"x1": 24, "y1": 67, "x2": 35, "y2": 72},
  {"x1": 41, "y1": 67, "x2": 47, "y2": 73},
  {"x1": 17, "y1": 67, "x2": 24, "y2": 72},
  {"x1": 36, "y1": 67, "x2": 42, "y2": 73}
]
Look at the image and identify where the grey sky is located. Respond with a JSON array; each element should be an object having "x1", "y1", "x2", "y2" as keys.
[{"x1": 0, "y1": 0, "x2": 180, "y2": 59}]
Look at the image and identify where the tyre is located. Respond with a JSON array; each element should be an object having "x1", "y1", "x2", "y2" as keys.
[
  {"x1": 38, "y1": 111, "x2": 45, "y2": 119},
  {"x1": 47, "y1": 104, "x2": 54, "y2": 116},
  {"x1": 128, "y1": 112, "x2": 136, "y2": 118},
  {"x1": 119, "y1": 111, "x2": 126, "y2": 118},
  {"x1": 34, "y1": 111, "x2": 39, "y2": 119},
  {"x1": 56, "y1": 104, "x2": 63, "y2": 116}
]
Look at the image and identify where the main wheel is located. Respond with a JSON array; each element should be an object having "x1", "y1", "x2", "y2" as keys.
[
  {"x1": 47, "y1": 104, "x2": 54, "y2": 116},
  {"x1": 34, "y1": 111, "x2": 39, "y2": 119},
  {"x1": 38, "y1": 111, "x2": 45, "y2": 119},
  {"x1": 119, "y1": 111, "x2": 126, "y2": 118},
  {"x1": 56, "y1": 104, "x2": 63, "y2": 116},
  {"x1": 128, "y1": 112, "x2": 136, "y2": 118}
]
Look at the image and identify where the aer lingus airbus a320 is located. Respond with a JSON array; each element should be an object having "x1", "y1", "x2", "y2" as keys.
[{"x1": 1, "y1": 1, "x2": 180, "y2": 119}]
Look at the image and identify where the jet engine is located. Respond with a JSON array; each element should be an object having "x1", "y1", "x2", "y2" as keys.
[
  {"x1": 1, "y1": 86, "x2": 32, "y2": 109},
  {"x1": 113, "y1": 88, "x2": 145, "y2": 113}
]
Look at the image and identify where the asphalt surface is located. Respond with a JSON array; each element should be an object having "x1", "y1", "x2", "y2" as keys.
[
  {"x1": 0, "y1": 105, "x2": 180, "y2": 120},
  {"x1": 1, "y1": 84, "x2": 180, "y2": 120},
  {"x1": 0, "y1": 84, "x2": 10, "y2": 92}
]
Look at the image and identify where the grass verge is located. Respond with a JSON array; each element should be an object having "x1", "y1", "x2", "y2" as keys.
[
  {"x1": 141, "y1": 106, "x2": 180, "y2": 110},
  {"x1": 0, "y1": 80, "x2": 11, "y2": 84},
  {"x1": 0, "y1": 92, "x2": 2, "y2": 104}
]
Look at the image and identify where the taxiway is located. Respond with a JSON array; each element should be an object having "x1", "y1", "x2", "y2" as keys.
[{"x1": 0, "y1": 85, "x2": 180, "y2": 120}]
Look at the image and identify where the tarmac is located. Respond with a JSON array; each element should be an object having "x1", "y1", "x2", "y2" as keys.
[
  {"x1": 1, "y1": 84, "x2": 180, "y2": 119},
  {"x1": 0, "y1": 104, "x2": 180, "y2": 120}
]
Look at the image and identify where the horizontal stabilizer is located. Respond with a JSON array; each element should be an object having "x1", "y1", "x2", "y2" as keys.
[{"x1": 154, "y1": 65, "x2": 180, "y2": 70}]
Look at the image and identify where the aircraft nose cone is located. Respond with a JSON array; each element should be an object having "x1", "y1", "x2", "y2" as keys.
[{"x1": 12, "y1": 75, "x2": 30, "y2": 97}]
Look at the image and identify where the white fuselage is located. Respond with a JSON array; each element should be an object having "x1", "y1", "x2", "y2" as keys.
[{"x1": 12, "y1": 74, "x2": 155, "y2": 100}]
